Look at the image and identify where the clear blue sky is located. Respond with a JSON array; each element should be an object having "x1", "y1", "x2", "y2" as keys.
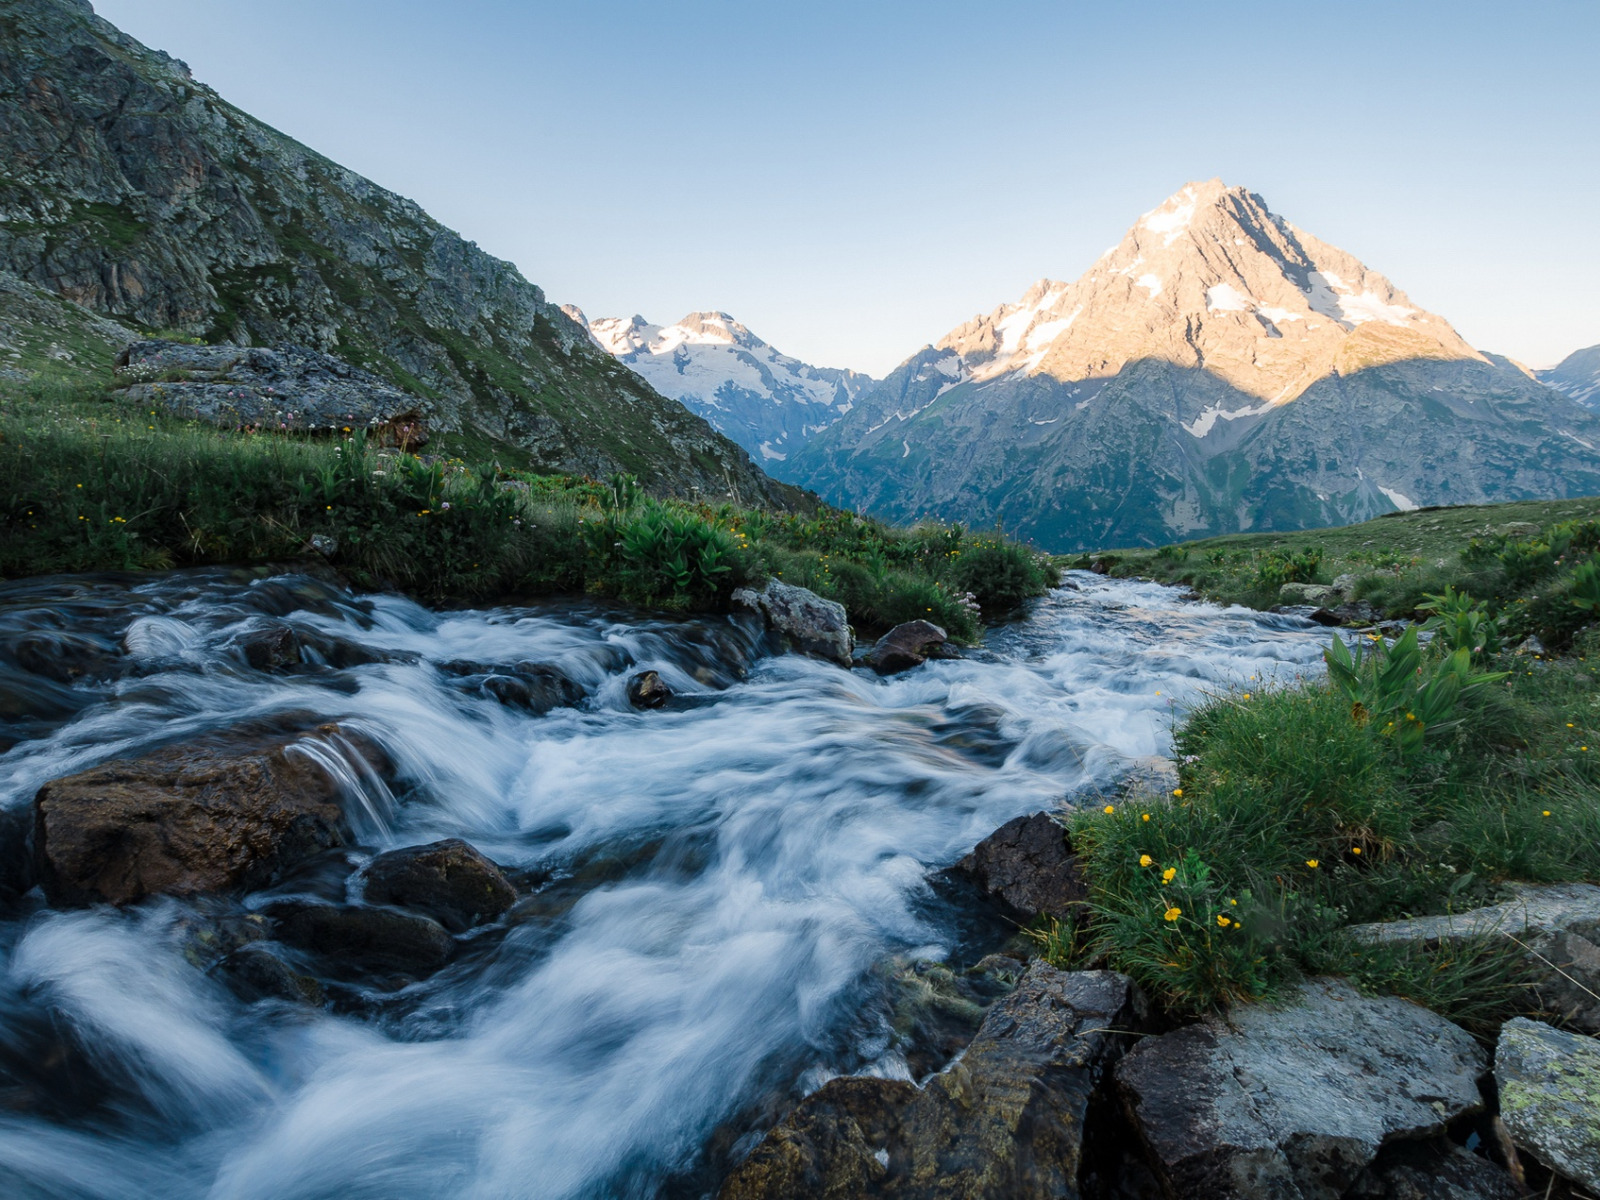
[{"x1": 93, "y1": 0, "x2": 1600, "y2": 376}]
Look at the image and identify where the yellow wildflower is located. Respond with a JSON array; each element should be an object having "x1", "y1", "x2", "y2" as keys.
[
  {"x1": 1162, "y1": 867, "x2": 1177, "y2": 884},
  {"x1": 1172, "y1": 788, "x2": 1183, "y2": 798},
  {"x1": 1217, "y1": 914, "x2": 1231, "y2": 927},
  {"x1": 1163, "y1": 907, "x2": 1182, "y2": 922},
  {"x1": 1142, "y1": 813, "x2": 1151, "y2": 822},
  {"x1": 1306, "y1": 859, "x2": 1319, "y2": 868},
  {"x1": 1103, "y1": 804, "x2": 1115, "y2": 814},
  {"x1": 1139, "y1": 854, "x2": 1153, "y2": 867}
]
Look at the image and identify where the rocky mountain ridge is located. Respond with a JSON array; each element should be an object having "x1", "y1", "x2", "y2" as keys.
[
  {"x1": 791, "y1": 180, "x2": 1600, "y2": 549},
  {"x1": 0, "y1": 0, "x2": 796, "y2": 506},
  {"x1": 563, "y1": 306, "x2": 874, "y2": 465},
  {"x1": 1540, "y1": 343, "x2": 1600, "y2": 408}
]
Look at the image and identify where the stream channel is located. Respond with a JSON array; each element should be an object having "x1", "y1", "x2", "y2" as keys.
[{"x1": 0, "y1": 568, "x2": 1337, "y2": 1199}]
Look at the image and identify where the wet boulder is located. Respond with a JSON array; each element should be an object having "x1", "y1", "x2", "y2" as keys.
[
  {"x1": 437, "y1": 659, "x2": 584, "y2": 714},
  {"x1": 950, "y1": 812, "x2": 1084, "y2": 923},
  {"x1": 31, "y1": 725, "x2": 379, "y2": 906},
  {"x1": 267, "y1": 900, "x2": 455, "y2": 975},
  {"x1": 236, "y1": 625, "x2": 303, "y2": 671},
  {"x1": 361, "y1": 838, "x2": 517, "y2": 933},
  {"x1": 0, "y1": 802, "x2": 36, "y2": 903},
  {"x1": 7, "y1": 630, "x2": 125, "y2": 683},
  {"x1": 731, "y1": 579, "x2": 852, "y2": 667},
  {"x1": 1495, "y1": 1017, "x2": 1600, "y2": 1194},
  {"x1": 1116, "y1": 977, "x2": 1487, "y2": 1200},
  {"x1": 865, "y1": 620, "x2": 953, "y2": 676},
  {"x1": 1350, "y1": 883, "x2": 1600, "y2": 1031},
  {"x1": 627, "y1": 670, "x2": 672, "y2": 709},
  {"x1": 216, "y1": 943, "x2": 327, "y2": 1006},
  {"x1": 719, "y1": 964, "x2": 1145, "y2": 1200}
]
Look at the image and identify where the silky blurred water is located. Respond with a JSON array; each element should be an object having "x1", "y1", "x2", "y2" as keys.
[{"x1": 0, "y1": 569, "x2": 1337, "y2": 1199}]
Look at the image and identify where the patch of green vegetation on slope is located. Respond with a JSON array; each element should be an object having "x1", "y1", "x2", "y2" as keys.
[{"x1": 0, "y1": 372, "x2": 1051, "y2": 637}]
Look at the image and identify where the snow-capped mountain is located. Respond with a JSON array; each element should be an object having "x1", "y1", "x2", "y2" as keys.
[
  {"x1": 561, "y1": 307, "x2": 874, "y2": 465},
  {"x1": 1540, "y1": 344, "x2": 1600, "y2": 409},
  {"x1": 791, "y1": 179, "x2": 1600, "y2": 550}
]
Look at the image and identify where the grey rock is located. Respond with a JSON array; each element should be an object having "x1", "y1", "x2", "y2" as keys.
[
  {"x1": 1515, "y1": 635, "x2": 1547, "y2": 656},
  {"x1": 1330, "y1": 573, "x2": 1360, "y2": 597},
  {"x1": 1121, "y1": 754, "x2": 1180, "y2": 796},
  {"x1": 116, "y1": 339, "x2": 430, "y2": 444},
  {"x1": 719, "y1": 964, "x2": 1145, "y2": 1200},
  {"x1": 1494, "y1": 1018, "x2": 1600, "y2": 1193},
  {"x1": 866, "y1": 620, "x2": 951, "y2": 675},
  {"x1": 236, "y1": 624, "x2": 302, "y2": 671},
  {"x1": 1116, "y1": 977, "x2": 1487, "y2": 1200},
  {"x1": 1349, "y1": 883, "x2": 1600, "y2": 1031},
  {"x1": 732, "y1": 579, "x2": 852, "y2": 666},
  {"x1": 951, "y1": 812, "x2": 1085, "y2": 922},
  {"x1": 1345, "y1": 1139, "x2": 1516, "y2": 1200},
  {"x1": 1278, "y1": 582, "x2": 1336, "y2": 605},
  {"x1": 216, "y1": 943, "x2": 326, "y2": 1007},
  {"x1": 1497, "y1": 522, "x2": 1543, "y2": 538},
  {"x1": 304, "y1": 533, "x2": 339, "y2": 557},
  {"x1": 361, "y1": 838, "x2": 517, "y2": 933}
]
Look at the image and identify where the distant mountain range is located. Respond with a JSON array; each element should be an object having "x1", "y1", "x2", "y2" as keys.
[
  {"x1": 0, "y1": 0, "x2": 796, "y2": 507},
  {"x1": 777, "y1": 180, "x2": 1600, "y2": 549},
  {"x1": 1540, "y1": 345, "x2": 1600, "y2": 409},
  {"x1": 562, "y1": 308, "x2": 874, "y2": 465}
]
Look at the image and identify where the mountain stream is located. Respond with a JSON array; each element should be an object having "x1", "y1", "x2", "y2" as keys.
[{"x1": 0, "y1": 569, "x2": 1338, "y2": 1199}]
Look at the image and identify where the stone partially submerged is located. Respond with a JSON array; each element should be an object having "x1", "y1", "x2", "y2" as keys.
[
  {"x1": 1349, "y1": 882, "x2": 1600, "y2": 1031},
  {"x1": 949, "y1": 812, "x2": 1084, "y2": 923},
  {"x1": 1116, "y1": 977, "x2": 1488, "y2": 1200},
  {"x1": 732, "y1": 579, "x2": 852, "y2": 666},
  {"x1": 719, "y1": 964, "x2": 1145, "y2": 1200},
  {"x1": 32, "y1": 723, "x2": 385, "y2": 906},
  {"x1": 1495, "y1": 1017, "x2": 1600, "y2": 1194},
  {"x1": 114, "y1": 339, "x2": 430, "y2": 446}
]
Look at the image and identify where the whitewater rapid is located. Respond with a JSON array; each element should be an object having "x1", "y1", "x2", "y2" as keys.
[{"x1": 0, "y1": 570, "x2": 1336, "y2": 1199}]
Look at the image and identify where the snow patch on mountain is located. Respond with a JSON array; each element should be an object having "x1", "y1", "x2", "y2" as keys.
[
  {"x1": 563, "y1": 306, "x2": 875, "y2": 465},
  {"x1": 1539, "y1": 344, "x2": 1600, "y2": 409}
]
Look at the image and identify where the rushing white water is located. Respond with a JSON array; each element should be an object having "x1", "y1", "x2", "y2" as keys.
[{"x1": 0, "y1": 569, "x2": 1337, "y2": 1199}]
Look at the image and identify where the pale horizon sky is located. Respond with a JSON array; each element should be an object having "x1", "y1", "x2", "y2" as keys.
[{"x1": 93, "y1": 0, "x2": 1600, "y2": 378}]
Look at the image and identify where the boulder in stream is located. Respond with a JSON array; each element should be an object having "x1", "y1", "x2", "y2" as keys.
[
  {"x1": 949, "y1": 812, "x2": 1084, "y2": 923},
  {"x1": 267, "y1": 900, "x2": 456, "y2": 975},
  {"x1": 1116, "y1": 977, "x2": 1487, "y2": 1200},
  {"x1": 361, "y1": 838, "x2": 517, "y2": 933},
  {"x1": 627, "y1": 670, "x2": 672, "y2": 709},
  {"x1": 1349, "y1": 882, "x2": 1600, "y2": 1032},
  {"x1": 731, "y1": 579, "x2": 852, "y2": 667},
  {"x1": 865, "y1": 620, "x2": 953, "y2": 675},
  {"x1": 718, "y1": 964, "x2": 1145, "y2": 1200},
  {"x1": 32, "y1": 724, "x2": 381, "y2": 906},
  {"x1": 1494, "y1": 1017, "x2": 1600, "y2": 1194}
]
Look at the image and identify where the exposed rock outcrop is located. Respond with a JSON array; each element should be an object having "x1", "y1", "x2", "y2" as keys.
[
  {"x1": 719, "y1": 964, "x2": 1145, "y2": 1200},
  {"x1": 732, "y1": 579, "x2": 852, "y2": 666},
  {"x1": 361, "y1": 838, "x2": 517, "y2": 933},
  {"x1": 115, "y1": 339, "x2": 431, "y2": 445},
  {"x1": 31, "y1": 724, "x2": 382, "y2": 906},
  {"x1": 1350, "y1": 883, "x2": 1600, "y2": 1031},
  {"x1": 865, "y1": 620, "x2": 953, "y2": 675},
  {"x1": 1116, "y1": 977, "x2": 1487, "y2": 1200},
  {"x1": 1495, "y1": 1018, "x2": 1600, "y2": 1194},
  {"x1": 950, "y1": 812, "x2": 1084, "y2": 923}
]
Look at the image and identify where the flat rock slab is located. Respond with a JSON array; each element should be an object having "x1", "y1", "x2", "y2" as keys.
[
  {"x1": 1350, "y1": 883, "x2": 1600, "y2": 1031},
  {"x1": 720, "y1": 964, "x2": 1144, "y2": 1199},
  {"x1": 732, "y1": 579, "x2": 852, "y2": 667},
  {"x1": 32, "y1": 724, "x2": 380, "y2": 906},
  {"x1": 1346, "y1": 1139, "x2": 1516, "y2": 1200},
  {"x1": 115, "y1": 339, "x2": 430, "y2": 444},
  {"x1": 1495, "y1": 1017, "x2": 1600, "y2": 1193},
  {"x1": 951, "y1": 812, "x2": 1084, "y2": 923},
  {"x1": 1116, "y1": 977, "x2": 1487, "y2": 1200}
]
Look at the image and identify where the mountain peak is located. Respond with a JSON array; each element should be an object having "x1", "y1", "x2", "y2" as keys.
[{"x1": 939, "y1": 181, "x2": 1479, "y2": 402}]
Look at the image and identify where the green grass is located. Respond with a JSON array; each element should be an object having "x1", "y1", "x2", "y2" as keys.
[
  {"x1": 1038, "y1": 607, "x2": 1600, "y2": 1029},
  {"x1": 1085, "y1": 497, "x2": 1600, "y2": 614},
  {"x1": 0, "y1": 373, "x2": 1053, "y2": 636}
]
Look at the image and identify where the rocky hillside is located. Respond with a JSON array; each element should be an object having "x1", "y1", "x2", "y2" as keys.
[
  {"x1": 791, "y1": 180, "x2": 1600, "y2": 549},
  {"x1": 564, "y1": 307, "x2": 874, "y2": 466},
  {"x1": 0, "y1": 0, "x2": 797, "y2": 506},
  {"x1": 1540, "y1": 343, "x2": 1600, "y2": 408}
]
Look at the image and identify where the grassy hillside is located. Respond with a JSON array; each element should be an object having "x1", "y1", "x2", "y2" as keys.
[{"x1": 0, "y1": 371, "x2": 1051, "y2": 639}]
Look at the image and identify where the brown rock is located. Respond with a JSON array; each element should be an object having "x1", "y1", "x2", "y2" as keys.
[
  {"x1": 627, "y1": 670, "x2": 672, "y2": 709},
  {"x1": 951, "y1": 812, "x2": 1085, "y2": 922},
  {"x1": 268, "y1": 901, "x2": 455, "y2": 976},
  {"x1": 31, "y1": 725, "x2": 378, "y2": 906},
  {"x1": 719, "y1": 964, "x2": 1145, "y2": 1200},
  {"x1": 362, "y1": 838, "x2": 517, "y2": 933},
  {"x1": 867, "y1": 621, "x2": 951, "y2": 676}
]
